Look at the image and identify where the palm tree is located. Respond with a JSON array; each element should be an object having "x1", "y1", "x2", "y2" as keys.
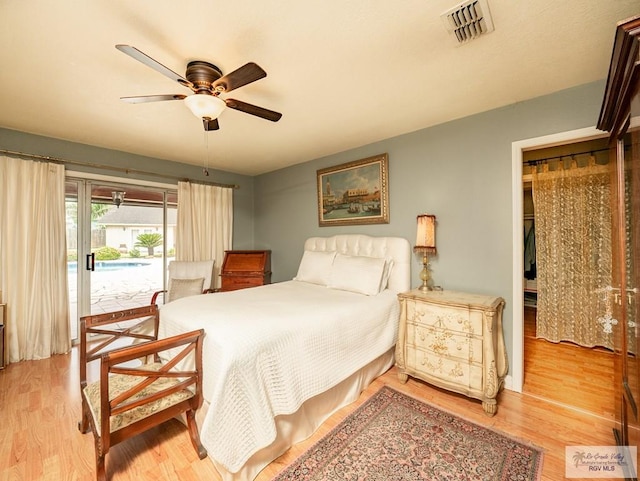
[
  {"x1": 65, "y1": 202, "x2": 112, "y2": 225},
  {"x1": 134, "y1": 233, "x2": 163, "y2": 257},
  {"x1": 91, "y1": 203, "x2": 111, "y2": 221}
]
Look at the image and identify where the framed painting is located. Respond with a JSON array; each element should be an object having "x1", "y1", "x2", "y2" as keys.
[{"x1": 317, "y1": 153, "x2": 389, "y2": 227}]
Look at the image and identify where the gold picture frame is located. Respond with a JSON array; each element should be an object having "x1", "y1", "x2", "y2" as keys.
[{"x1": 317, "y1": 153, "x2": 389, "y2": 227}]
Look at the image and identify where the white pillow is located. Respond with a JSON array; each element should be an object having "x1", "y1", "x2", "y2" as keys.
[
  {"x1": 379, "y1": 258, "x2": 395, "y2": 292},
  {"x1": 328, "y1": 254, "x2": 387, "y2": 296},
  {"x1": 168, "y1": 277, "x2": 205, "y2": 302},
  {"x1": 294, "y1": 250, "x2": 337, "y2": 286}
]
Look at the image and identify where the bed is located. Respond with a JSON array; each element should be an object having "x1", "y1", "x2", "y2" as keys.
[{"x1": 158, "y1": 234, "x2": 411, "y2": 481}]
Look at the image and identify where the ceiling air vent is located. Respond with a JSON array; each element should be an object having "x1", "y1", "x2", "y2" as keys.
[{"x1": 441, "y1": 0, "x2": 494, "y2": 44}]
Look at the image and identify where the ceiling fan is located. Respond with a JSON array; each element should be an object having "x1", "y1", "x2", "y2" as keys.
[{"x1": 115, "y1": 44, "x2": 282, "y2": 131}]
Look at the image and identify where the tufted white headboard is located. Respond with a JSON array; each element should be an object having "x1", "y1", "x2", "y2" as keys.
[{"x1": 303, "y1": 234, "x2": 411, "y2": 293}]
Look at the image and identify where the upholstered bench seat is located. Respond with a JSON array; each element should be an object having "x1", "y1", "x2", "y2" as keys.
[{"x1": 83, "y1": 362, "x2": 195, "y2": 435}]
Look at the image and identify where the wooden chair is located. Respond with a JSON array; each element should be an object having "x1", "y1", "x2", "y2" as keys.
[
  {"x1": 151, "y1": 259, "x2": 216, "y2": 304},
  {"x1": 78, "y1": 305, "x2": 207, "y2": 481}
]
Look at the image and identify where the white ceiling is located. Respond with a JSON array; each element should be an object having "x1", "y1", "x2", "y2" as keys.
[{"x1": 0, "y1": 1, "x2": 637, "y2": 176}]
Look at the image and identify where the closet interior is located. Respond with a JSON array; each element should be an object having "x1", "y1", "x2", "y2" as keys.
[{"x1": 521, "y1": 136, "x2": 615, "y2": 416}]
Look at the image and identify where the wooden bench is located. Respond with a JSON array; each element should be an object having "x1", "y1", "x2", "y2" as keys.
[{"x1": 78, "y1": 305, "x2": 207, "y2": 481}]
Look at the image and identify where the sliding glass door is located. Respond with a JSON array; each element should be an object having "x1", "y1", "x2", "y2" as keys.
[{"x1": 65, "y1": 178, "x2": 177, "y2": 341}]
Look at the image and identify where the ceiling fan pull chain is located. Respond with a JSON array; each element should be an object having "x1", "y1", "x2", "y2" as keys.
[{"x1": 203, "y1": 131, "x2": 210, "y2": 176}]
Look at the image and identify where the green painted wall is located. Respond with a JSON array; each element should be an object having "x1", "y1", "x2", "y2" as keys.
[{"x1": 253, "y1": 79, "x2": 608, "y2": 370}]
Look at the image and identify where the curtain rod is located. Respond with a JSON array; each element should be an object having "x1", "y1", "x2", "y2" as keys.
[
  {"x1": 0, "y1": 148, "x2": 240, "y2": 189},
  {"x1": 523, "y1": 146, "x2": 627, "y2": 166}
]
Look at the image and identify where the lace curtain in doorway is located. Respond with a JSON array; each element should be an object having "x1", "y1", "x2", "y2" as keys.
[{"x1": 532, "y1": 159, "x2": 614, "y2": 349}]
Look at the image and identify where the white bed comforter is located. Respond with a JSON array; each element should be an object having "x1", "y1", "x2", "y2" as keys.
[{"x1": 158, "y1": 280, "x2": 399, "y2": 473}]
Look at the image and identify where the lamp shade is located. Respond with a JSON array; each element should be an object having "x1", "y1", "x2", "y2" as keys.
[
  {"x1": 184, "y1": 94, "x2": 226, "y2": 120},
  {"x1": 415, "y1": 214, "x2": 436, "y2": 253}
]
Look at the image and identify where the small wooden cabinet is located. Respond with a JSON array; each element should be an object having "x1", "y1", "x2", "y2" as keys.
[
  {"x1": 220, "y1": 250, "x2": 272, "y2": 292},
  {"x1": 395, "y1": 289, "x2": 507, "y2": 416}
]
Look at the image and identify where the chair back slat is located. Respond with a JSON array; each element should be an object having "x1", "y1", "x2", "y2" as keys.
[
  {"x1": 106, "y1": 332, "x2": 201, "y2": 410},
  {"x1": 79, "y1": 305, "x2": 160, "y2": 389}
]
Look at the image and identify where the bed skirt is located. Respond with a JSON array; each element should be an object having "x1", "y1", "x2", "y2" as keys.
[{"x1": 198, "y1": 348, "x2": 395, "y2": 481}]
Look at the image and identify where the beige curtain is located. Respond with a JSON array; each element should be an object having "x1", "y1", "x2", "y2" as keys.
[
  {"x1": 0, "y1": 156, "x2": 71, "y2": 362},
  {"x1": 176, "y1": 181, "x2": 233, "y2": 289},
  {"x1": 532, "y1": 159, "x2": 614, "y2": 349}
]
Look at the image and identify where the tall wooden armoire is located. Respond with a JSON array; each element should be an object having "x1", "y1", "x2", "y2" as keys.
[{"x1": 597, "y1": 15, "x2": 640, "y2": 479}]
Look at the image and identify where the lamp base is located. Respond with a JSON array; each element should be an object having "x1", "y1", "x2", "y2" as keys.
[{"x1": 418, "y1": 254, "x2": 432, "y2": 292}]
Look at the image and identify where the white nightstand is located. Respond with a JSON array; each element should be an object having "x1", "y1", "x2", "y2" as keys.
[{"x1": 395, "y1": 289, "x2": 508, "y2": 416}]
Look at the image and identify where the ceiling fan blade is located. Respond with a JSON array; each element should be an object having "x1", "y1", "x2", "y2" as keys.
[
  {"x1": 203, "y1": 118, "x2": 220, "y2": 131},
  {"x1": 213, "y1": 63, "x2": 267, "y2": 93},
  {"x1": 225, "y1": 99, "x2": 282, "y2": 122},
  {"x1": 116, "y1": 44, "x2": 193, "y2": 89},
  {"x1": 120, "y1": 94, "x2": 187, "y2": 104}
]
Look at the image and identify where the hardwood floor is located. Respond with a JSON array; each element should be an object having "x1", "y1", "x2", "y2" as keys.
[
  {"x1": 522, "y1": 307, "x2": 616, "y2": 420},
  {"x1": 0, "y1": 340, "x2": 618, "y2": 481}
]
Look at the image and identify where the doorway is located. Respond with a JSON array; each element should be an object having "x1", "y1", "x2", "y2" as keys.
[
  {"x1": 65, "y1": 176, "x2": 177, "y2": 341},
  {"x1": 510, "y1": 126, "x2": 609, "y2": 393},
  {"x1": 512, "y1": 130, "x2": 629, "y2": 419},
  {"x1": 520, "y1": 137, "x2": 615, "y2": 416}
]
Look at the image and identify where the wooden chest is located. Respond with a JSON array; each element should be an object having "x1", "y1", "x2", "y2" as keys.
[
  {"x1": 220, "y1": 250, "x2": 272, "y2": 292},
  {"x1": 395, "y1": 289, "x2": 507, "y2": 416}
]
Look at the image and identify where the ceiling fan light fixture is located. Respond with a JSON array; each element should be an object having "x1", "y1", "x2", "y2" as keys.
[
  {"x1": 116, "y1": 45, "x2": 281, "y2": 130},
  {"x1": 184, "y1": 94, "x2": 226, "y2": 120}
]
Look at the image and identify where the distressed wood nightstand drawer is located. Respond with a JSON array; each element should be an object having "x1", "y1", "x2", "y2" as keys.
[
  {"x1": 406, "y1": 346, "x2": 483, "y2": 391},
  {"x1": 406, "y1": 322, "x2": 483, "y2": 363},
  {"x1": 406, "y1": 298, "x2": 483, "y2": 335}
]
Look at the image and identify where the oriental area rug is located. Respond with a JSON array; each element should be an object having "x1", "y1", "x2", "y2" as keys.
[{"x1": 273, "y1": 386, "x2": 543, "y2": 481}]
